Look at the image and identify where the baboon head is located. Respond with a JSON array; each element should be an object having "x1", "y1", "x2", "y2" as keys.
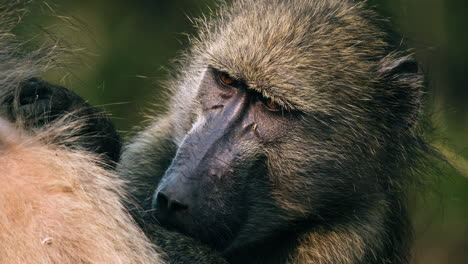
[{"x1": 127, "y1": 0, "x2": 423, "y2": 254}]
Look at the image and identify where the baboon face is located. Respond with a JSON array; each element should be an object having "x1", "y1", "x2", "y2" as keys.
[
  {"x1": 153, "y1": 62, "x2": 384, "y2": 252},
  {"x1": 153, "y1": 67, "x2": 305, "y2": 250},
  {"x1": 150, "y1": 0, "x2": 420, "y2": 253}
]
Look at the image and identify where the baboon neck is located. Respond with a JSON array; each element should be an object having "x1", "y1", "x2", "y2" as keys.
[{"x1": 288, "y1": 196, "x2": 411, "y2": 264}]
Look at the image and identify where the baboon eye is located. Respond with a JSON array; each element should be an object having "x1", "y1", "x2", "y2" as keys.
[
  {"x1": 219, "y1": 72, "x2": 235, "y2": 86},
  {"x1": 256, "y1": 95, "x2": 282, "y2": 112},
  {"x1": 265, "y1": 100, "x2": 281, "y2": 111},
  {"x1": 263, "y1": 98, "x2": 281, "y2": 112}
]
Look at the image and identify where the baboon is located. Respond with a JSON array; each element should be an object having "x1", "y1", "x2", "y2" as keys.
[
  {"x1": 119, "y1": 0, "x2": 438, "y2": 263},
  {"x1": 0, "y1": 0, "x2": 441, "y2": 264}
]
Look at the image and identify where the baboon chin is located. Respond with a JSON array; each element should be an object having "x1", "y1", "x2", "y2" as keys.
[{"x1": 1, "y1": 0, "x2": 443, "y2": 263}]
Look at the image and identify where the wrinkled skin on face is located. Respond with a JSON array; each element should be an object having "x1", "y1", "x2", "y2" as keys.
[{"x1": 151, "y1": 68, "x2": 303, "y2": 250}]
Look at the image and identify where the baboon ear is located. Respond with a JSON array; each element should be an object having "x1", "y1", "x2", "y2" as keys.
[{"x1": 377, "y1": 55, "x2": 423, "y2": 130}]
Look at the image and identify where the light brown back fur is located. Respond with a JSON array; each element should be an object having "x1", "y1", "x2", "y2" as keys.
[{"x1": 0, "y1": 119, "x2": 163, "y2": 264}]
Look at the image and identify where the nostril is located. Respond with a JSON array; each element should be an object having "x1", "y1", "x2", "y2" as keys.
[
  {"x1": 155, "y1": 191, "x2": 188, "y2": 213},
  {"x1": 156, "y1": 192, "x2": 169, "y2": 210},
  {"x1": 152, "y1": 189, "x2": 190, "y2": 234},
  {"x1": 168, "y1": 199, "x2": 188, "y2": 211}
]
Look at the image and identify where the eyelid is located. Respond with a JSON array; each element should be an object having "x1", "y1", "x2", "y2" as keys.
[
  {"x1": 219, "y1": 72, "x2": 234, "y2": 86},
  {"x1": 213, "y1": 68, "x2": 242, "y2": 89},
  {"x1": 264, "y1": 100, "x2": 281, "y2": 111},
  {"x1": 255, "y1": 95, "x2": 281, "y2": 112},
  {"x1": 211, "y1": 67, "x2": 300, "y2": 114}
]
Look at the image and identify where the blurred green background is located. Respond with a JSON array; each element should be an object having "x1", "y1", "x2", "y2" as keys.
[{"x1": 16, "y1": 0, "x2": 468, "y2": 263}]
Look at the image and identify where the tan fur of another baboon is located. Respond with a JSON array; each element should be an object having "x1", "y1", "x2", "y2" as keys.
[{"x1": 0, "y1": 118, "x2": 163, "y2": 264}]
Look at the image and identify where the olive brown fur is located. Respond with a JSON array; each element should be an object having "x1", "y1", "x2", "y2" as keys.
[{"x1": 120, "y1": 0, "x2": 440, "y2": 263}]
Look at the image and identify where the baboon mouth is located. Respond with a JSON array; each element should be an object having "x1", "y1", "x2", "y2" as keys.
[{"x1": 164, "y1": 217, "x2": 239, "y2": 251}]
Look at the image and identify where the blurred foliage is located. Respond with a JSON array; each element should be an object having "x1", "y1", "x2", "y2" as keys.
[{"x1": 13, "y1": 0, "x2": 468, "y2": 263}]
